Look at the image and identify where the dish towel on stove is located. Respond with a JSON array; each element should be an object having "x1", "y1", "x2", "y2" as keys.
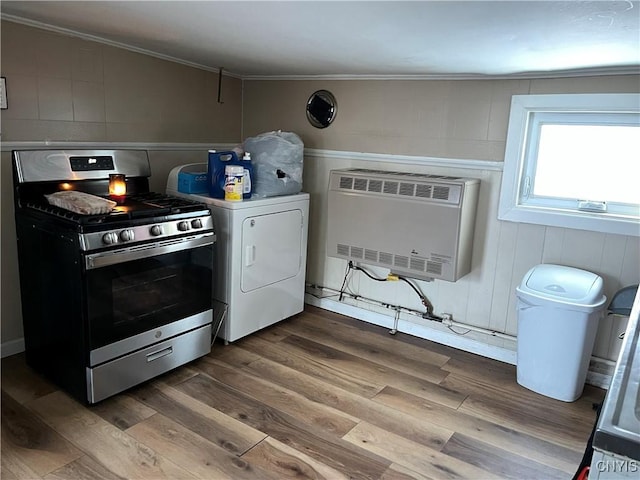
[{"x1": 45, "y1": 191, "x2": 117, "y2": 215}]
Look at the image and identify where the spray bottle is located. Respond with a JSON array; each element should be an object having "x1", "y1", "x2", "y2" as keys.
[{"x1": 242, "y1": 152, "x2": 253, "y2": 199}]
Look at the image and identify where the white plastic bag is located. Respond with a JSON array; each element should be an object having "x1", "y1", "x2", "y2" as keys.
[{"x1": 243, "y1": 131, "x2": 303, "y2": 198}]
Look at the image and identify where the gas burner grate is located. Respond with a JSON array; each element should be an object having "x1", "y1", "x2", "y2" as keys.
[
  {"x1": 126, "y1": 192, "x2": 210, "y2": 214},
  {"x1": 25, "y1": 201, "x2": 109, "y2": 224}
]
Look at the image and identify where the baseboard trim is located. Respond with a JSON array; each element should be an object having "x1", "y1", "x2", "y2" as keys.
[
  {"x1": 305, "y1": 294, "x2": 517, "y2": 365},
  {"x1": 305, "y1": 294, "x2": 613, "y2": 389},
  {"x1": 585, "y1": 371, "x2": 612, "y2": 390},
  {"x1": 586, "y1": 357, "x2": 615, "y2": 390},
  {"x1": 1, "y1": 338, "x2": 25, "y2": 358}
]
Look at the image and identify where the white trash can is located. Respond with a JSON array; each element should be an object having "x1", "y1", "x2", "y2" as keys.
[{"x1": 516, "y1": 264, "x2": 606, "y2": 402}]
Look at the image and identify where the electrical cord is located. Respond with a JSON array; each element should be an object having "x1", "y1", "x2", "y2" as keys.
[
  {"x1": 447, "y1": 325, "x2": 471, "y2": 335},
  {"x1": 339, "y1": 261, "x2": 354, "y2": 301},
  {"x1": 350, "y1": 262, "x2": 387, "y2": 282},
  {"x1": 347, "y1": 261, "x2": 443, "y2": 321}
]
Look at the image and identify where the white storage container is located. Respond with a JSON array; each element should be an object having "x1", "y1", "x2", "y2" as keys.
[{"x1": 516, "y1": 264, "x2": 607, "y2": 402}]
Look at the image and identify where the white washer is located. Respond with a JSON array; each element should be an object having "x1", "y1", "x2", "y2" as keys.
[{"x1": 167, "y1": 165, "x2": 309, "y2": 342}]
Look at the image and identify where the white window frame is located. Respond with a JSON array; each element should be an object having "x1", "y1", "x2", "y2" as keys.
[{"x1": 498, "y1": 94, "x2": 640, "y2": 237}]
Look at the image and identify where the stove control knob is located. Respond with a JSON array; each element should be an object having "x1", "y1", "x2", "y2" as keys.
[
  {"x1": 150, "y1": 225, "x2": 163, "y2": 236},
  {"x1": 191, "y1": 218, "x2": 203, "y2": 229},
  {"x1": 119, "y1": 229, "x2": 135, "y2": 242},
  {"x1": 178, "y1": 221, "x2": 190, "y2": 231},
  {"x1": 102, "y1": 232, "x2": 118, "y2": 245}
]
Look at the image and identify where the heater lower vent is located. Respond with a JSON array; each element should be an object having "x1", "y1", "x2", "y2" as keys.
[{"x1": 335, "y1": 243, "x2": 445, "y2": 278}]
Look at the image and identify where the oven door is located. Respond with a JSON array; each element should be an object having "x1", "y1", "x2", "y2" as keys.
[{"x1": 84, "y1": 233, "x2": 214, "y2": 360}]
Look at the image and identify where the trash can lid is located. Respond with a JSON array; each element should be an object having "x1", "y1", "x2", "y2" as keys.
[
  {"x1": 608, "y1": 285, "x2": 639, "y2": 316},
  {"x1": 517, "y1": 264, "x2": 605, "y2": 307}
]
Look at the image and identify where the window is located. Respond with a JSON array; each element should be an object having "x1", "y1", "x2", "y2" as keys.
[{"x1": 498, "y1": 94, "x2": 640, "y2": 236}]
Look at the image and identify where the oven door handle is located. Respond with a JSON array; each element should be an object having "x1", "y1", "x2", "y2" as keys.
[{"x1": 85, "y1": 234, "x2": 214, "y2": 270}]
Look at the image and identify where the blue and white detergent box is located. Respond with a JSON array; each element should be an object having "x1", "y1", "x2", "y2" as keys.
[{"x1": 178, "y1": 171, "x2": 208, "y2": 194}]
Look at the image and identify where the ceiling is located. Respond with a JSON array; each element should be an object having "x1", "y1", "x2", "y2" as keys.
[{"x1": 1, "y1": 1, "x2": 639, "y2": 79}]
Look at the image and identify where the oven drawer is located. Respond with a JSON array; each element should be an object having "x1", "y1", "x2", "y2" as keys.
[{"x1": 86, "y1": 324, "x2": 211, "y2": 404}]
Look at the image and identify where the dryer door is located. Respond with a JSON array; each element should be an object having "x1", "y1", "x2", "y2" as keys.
[{"x1": 241, "y1": 209, "x2": 303, "y2": 292}]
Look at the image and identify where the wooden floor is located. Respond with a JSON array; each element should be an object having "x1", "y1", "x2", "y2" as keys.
[{"x1": 2, "y1": 305, "x2": 605, "y2": 479}]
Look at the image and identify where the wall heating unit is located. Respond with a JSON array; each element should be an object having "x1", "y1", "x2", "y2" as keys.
[{"x1": 327, "y1": 168, "x2": 480, "y2": 282}]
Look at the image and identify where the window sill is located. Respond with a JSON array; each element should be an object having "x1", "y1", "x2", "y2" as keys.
[{"x1": 498, "y1": 204, "x2": 640, "y2": 237}]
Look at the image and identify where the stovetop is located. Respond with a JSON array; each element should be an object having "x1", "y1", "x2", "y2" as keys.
[
  {"x1": 12, "y1": 149, "x2": 215, "y2": 251},
  {"x1": 18, "y1": 190, "x2": 214, "y2": 251}
]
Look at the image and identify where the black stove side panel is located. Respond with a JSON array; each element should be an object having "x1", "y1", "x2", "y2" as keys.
[{"x1": 15, "y1": 214, "x2": 89, "y2": 403}]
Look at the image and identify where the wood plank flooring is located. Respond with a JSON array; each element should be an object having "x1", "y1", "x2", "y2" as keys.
[{"x1": 1, "y1": 305, "x2": 605, "y2": 479}]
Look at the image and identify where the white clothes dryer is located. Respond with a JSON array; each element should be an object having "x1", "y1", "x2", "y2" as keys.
[{"x1": 167, "y1": 165, "x2": 309, "y2": 342}]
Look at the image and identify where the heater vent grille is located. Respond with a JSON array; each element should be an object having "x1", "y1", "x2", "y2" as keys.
[
  {"x1": 354, "y1": 178, "x2": 368, "y2": 191},
  {"x1": 383, "y1": 181, "x2": 398, "y2": 195},
  {"x1": 337, "y1": 174, "x2": 458, "y2": 204},
  {"x1": 339, "y1": 176, "x2": 353, "y2": 189},
  {"x1": 369, "y1": 180, "x2": 383, "y2": 193}
]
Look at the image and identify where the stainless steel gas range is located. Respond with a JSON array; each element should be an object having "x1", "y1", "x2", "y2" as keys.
[{"x1": 12, "y1": 149, "x2": 221, "y2": 404}]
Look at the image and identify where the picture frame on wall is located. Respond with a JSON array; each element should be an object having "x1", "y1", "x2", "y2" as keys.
[{"x1": 0, "y1": 77, "x2": 7, "y2": 110}]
